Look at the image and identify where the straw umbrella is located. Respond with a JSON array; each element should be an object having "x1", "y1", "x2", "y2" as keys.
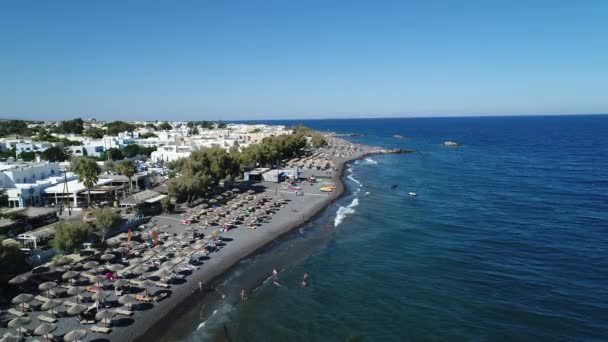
[
  {"x1": 100, "y1": 253, "x2": 115, "y2": 263},
  {"x1": 0, "y1": 332, "x2": 22, "y2": 342},
  {"x1": 131, "y1": 265, "x2": 149, "y2": 278},
  {"x1": 92, "y1": 291, "x2": 109, "y2": 303},
  {"x1": 95, "y1": 310, "x2": 115, "y2": 326},
  {"x1": 141, "y1": 279, "x2": 156, "y2": 295},
  {"x1": 8, "y1": 316, "x2": 31, "y2": 336},
  {"x1": 62, "y1": 270, "x2": 80, "y2": 282},
  {"x1": 129, "y1": 257, "x2": 142, "y2": 265},
  {"x1": 156, "y1": 268, "x2": 173, "y2": 279},
  {"x1": 56, "y1": 256, "x2": 73, "y2": 266},
  {"x1": 11, "y1": 293, "x2": 33, "y2": 312},
  {"x1": 118, "y1": 294, "x2": 137, "y2": 309},
  {"x1": 63, "y1": 329, "x2": 87, "y2": 342},
  {"x1": 66, "y1": 304, "x2": 87, "y2": 316},
  {"x1": 106, "y1": 264, "x2": 124, "y2": 273},
  {"x1": 8, "y1": 275, "x2": 29, "y2": 286},
  {"x1": 91, "y1": 274, "x2": 106, "y2": 288},
  {"x1": 67, "y1": 286, "x2": 84, "y2": 303},
  {"x1": 115, "y1": 246, "x2": 129, "y2": 258},
  {"x1": 38, "y1": 282, "x2": 57, "y2": 298},
  {"x1": 33, "y1": 322, "x2": 57, "y2": 340},
  {"x1": 82, "y1": 261, "x2": 99, "y2": 271},
  {"x1": 41, "y1": 299, "x2": 62, "y2": 317}
]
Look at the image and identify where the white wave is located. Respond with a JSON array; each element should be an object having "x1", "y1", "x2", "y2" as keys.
[
  {"x1": 347, "y1": 174, "x2": 361, "y2": 186},
  {"x1": 354, "y1": 160, "x2": 361, "y2": 165},
  {"x1": 365, "y1": 191, "x2": 370, "y2": 195},
  {"x1": 334, "y1": 198, "x2": 360, "y2": 227},
  {"x1": 195, "y1": 303, "x2": 235, "y2": 338},
  {"x1": 364, "y1": 157, "x2": 378, "y2": 164}
]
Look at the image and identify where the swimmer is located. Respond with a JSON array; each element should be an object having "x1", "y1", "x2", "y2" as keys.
[
  {"x1": 303, "y1": 273, "x2": 309, "y2": 280},
  {"x1": 272, "y1": 268, "x2": 278, "y2": 277},
  {"x1": 301, "y1": 280, "x2": 308, "y2": 287},
  {"x1": 240, "y1": 289, "x2": 247, "y2": 302}
]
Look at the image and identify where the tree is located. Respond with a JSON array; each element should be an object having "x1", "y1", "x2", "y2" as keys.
[
  {"x1": 105, "y1": 121, "x2": 136, "y2": 135},
  {"x1": 52, "y1": 220, "x2": 91, "y2": 254},
  {"x1": 160, "y1": 196, "x2": 174, "y2": 214},
  {"x1": 116, "y1": 161, "x2": 137, "y2": 194},
  {"x1": 42, "y1": 146, "x2": 71, "y2": 162},
  {"x1": 105, "y1": 148, "x2": 123, "y2": 161},
  {"x1": 217, "y1": 122, "x2": 227, "y2": 129},
  {"x1": 18, "y1": 151, "x2": 37, "y2": 162},
  {"x1": 191, "y1": 126, "x2": 199, "y2": 135},
  {"x1": 158, "y1": 122, "x2": 172, "y2": 130},
  {"x1": 122, "y1": 144, "x2": 140, "y2": 158},
  {"x1": 84, "y1": 127, "x2": 105, "y2": 139},
  {"x1": 0, "y1": 238, "x2": 27, "y2": 280},
  {"x1": 94, "y1": 208, "x2": 122, "y2": 243},
  {"x1": 139, "y1": 132, "x2": 157, "y2": 139},
  {"x1": 71, "y1": 157, "x2": 101, "y2": 207},
  {"x1": 60, "y1": 118, "x2": 84, "y2": 134}
]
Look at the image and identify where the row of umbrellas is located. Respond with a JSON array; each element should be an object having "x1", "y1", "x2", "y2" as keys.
[{"x1": 7, "y1": 316, "x2": 86, "y2": 341}]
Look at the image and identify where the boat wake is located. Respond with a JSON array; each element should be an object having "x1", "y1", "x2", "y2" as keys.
[
  {"x1": 334, "y1": 198, "x2": 360, "y2": 227},
  {"x1": 364, "y1": 157, "x2": 378, "y2": 164}
]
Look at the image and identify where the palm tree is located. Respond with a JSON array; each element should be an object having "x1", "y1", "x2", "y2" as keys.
[
  {"x1": 116, "y1": 161, "x2": 137, "y2": 194},
  {"x1": 71, "y1": 157, "x2": 101, "y2": 207}
]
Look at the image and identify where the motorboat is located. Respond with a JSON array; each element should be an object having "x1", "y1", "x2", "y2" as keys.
[{"x1": 408, "y1": 192, "x2": 417, "y2": 196}]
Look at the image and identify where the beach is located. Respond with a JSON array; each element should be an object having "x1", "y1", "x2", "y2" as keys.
[{"x1": 1, "y1": 136, "x2": 400, "y2": 342}]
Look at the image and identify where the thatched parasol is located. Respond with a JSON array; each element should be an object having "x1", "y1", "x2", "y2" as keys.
[
  {"x1": 100, "y1": 253, "x2": 115, "y2": 262},
  {"x1": 0, "y1": 332, "x2": 22, "y2": 342},
  {"x1": 41, "y1": 299, "x2": 62, "y2": 316},
  {"x1": 95, "y1": 309, "x2": 115, "y2": 326},
  {"x1": 156, "y1": 268, "x2": 173, "y2": 278},
  {"x1": 55, "y1": 256, "x2": 73, "y2": 266},
  {"x1": 8, "y1": 275, "x2": 29, "y2": 286},
  {"x1": 63, "y1": 329, "x2": 87, "y2": 342},
  {"x1": 118, "y1": 294, "x2": 137, "y2": 308},
  {"x1": 82, "y1": 261, "x2": 99, "y2": 270},
  {"x1": 91, "y1": 274, "x2": 106, "y2": 287},
  {"x1": 11, "y1": 293, "x2": 33, "y2": 312},
  {"x1": 8, "y1": 317, "x2": 30, "y2": 336},
  {"x1": 66, "y1": 304, "x2": 87, "y2": 316},
  {"x1": 106, "y1": 264, "x2": 124, "y2": 272},
  {"x1": 62, "y1": 270, "x2": 80, "y2": 281},
  {"x1": 33, "y1": 323, "x2": 57, "y2": 340},
  {"x1": 91, "y1": 291, "x2": 109, "y2": 302},
  {"x1": 38, "y1": 281, "x2": 57, "y2": 297}
]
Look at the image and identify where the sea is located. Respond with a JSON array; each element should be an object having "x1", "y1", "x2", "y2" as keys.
[{"x1": 157, "y1": 115, "x2": 608, "y2": 341}]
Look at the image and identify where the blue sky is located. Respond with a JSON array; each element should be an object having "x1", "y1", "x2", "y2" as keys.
[{"x1": 1, "y1": 0, "x2": 607, "y2": 121}]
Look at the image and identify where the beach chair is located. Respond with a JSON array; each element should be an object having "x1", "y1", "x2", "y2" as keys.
[
  {"x1": 7, "y1": 308, "x2": 26, "y2": 317},
  {"x1": 155, "y1": 282, "x2": 170, "y2": 288},
  {"x1": 38, "y1": 315, "x2": 57, "y2": 323},
  {"x1": 34, "y1": 295, "x2": 50, "y2": 303},
  {"x1": 91, "y1": 326, "x2": 112, "y2": 334},
  {"x1": 114, "y1": 308, "x2": 133, "y2": 316},
  {"x1": 153, "y1": 292, "x2": 168, "y2": 302},
  {"x1": 63, "y1": 300, "x2": 78, "y2": 307}
]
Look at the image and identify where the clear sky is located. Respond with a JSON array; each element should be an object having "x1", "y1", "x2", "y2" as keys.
[{"x1": 1, "y1": 0, "x2": 607, "y2": 121}]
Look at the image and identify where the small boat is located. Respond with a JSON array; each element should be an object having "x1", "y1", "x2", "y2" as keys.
[{"x1": 408, "y1": 192, "x2": 417, "y2": 196}]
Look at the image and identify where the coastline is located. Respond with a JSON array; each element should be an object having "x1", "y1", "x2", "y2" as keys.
[{"x1": 130, "y1": 149, "x2": 389, "y2": 342}]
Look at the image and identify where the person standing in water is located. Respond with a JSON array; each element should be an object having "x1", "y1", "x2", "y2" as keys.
[{"x1": 241, "y1": 289, "x2": 247, "y2": 302}]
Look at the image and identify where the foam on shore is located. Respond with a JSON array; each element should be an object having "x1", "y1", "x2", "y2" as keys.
[{"x1": 334, "y1": 197, "x2": 360, "y2": 227}]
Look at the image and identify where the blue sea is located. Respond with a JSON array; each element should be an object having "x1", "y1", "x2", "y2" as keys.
[{"x1": 160, "y1": 115, "x2": 608, "y2": 341}]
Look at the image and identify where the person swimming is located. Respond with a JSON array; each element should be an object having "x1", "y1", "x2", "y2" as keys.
[
  {"x1": 240, "y1": 289, "x2": 247, "y2": 302},
  {"x1": 301, "y1": 280, "x2": 308, "y2": 287},
  {"x1": 391, "y1": 184, "x2": 398, "y2": 190}
]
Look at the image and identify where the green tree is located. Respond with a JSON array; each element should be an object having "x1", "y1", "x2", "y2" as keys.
[
  {"x1": 160, "y1": 196, "x2": 175, "y2": 214},
  {"x1": 139, "y1": 132, "x2": 157, "y2": 139},
  {"x1": 84, "y1": 127, "x2": 105, "y2": 139},
  {"x1": 158, "y1": 122, "x2": 172, "y2": 130},
  {"x1": 105, "y1": 121, "x2": 136, "y2": 135},
  {"x1": 52, "y1": 220, "x2": 92, "y2": 254},
  {"x1": 94, "y1": 208, "x2": 122, "y2": 243},
  {"x1": 71, "y1": 157, "x2": 101, "y2": 207},
  {"x1": 42, "y1": 146, "x2": 71, "y2": 162},
  {"x1": 116, "y1": 161, "x2": 137, "y2": 194},
  {"x1": 122, "y1": 144, "x2": 140, "y2": 158},
  {"x1": 105, "y1": 148, "x2": 124, "y2": 161},
  {"x1": 60, "y1": 118, "x2": 84, "y2": 134},
  {"x1": 217, "y1": 122, "x2": 227, "y2": 129},
  {"x1": 0, "y1": 238, "x2": 27, "y2": 281},
  {"x1": 191, "y1": 126, "x2": 199, "y2": 135}
]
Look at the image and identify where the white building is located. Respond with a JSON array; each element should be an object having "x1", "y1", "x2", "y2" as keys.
[
  {"x1": 0, "y1": 162, "x2": 67, "y2": 208},
  {"x1": 150, "y1": 145, "x2": 197, "y2": 162}
]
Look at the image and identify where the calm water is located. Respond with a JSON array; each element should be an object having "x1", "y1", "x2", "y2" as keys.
[{"x1": 170, "y1": 116, "x2": 608, "y2": 341}]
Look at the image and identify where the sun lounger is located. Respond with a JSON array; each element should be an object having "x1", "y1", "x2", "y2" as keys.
[
  {"x1": 114, "y1": 308, "x2": 133, "y2": 316},
  {"x1": 63, "y1": 300, "x2": 78, "y2": 307},
  {"x1": 155, "y1": 282, "x2": 170, "y2": 288},
  {"x1": 7, "y1": 308, "x2": 26, "y2": 317},
  {"x1": 38, "y1": 315, "x2": 57, "y2": 323},
  {"x1": 79, "y1": 319, "x2": 95, "y2": 324},
  {"x1": 135, "y1": 294, "x2": 153, "y2": 302},
  {"x1": 91, "y1": 326, "x2": 112, "y2": 334},
  {"x1": 35, "y1": 295, "x2": 50, "y2": 303},
  {"x1": 153, "y1": 292, "x2": 168, "y2": 302}
]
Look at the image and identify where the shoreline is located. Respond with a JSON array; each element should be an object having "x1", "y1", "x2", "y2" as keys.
[{"x1": 131, "y1": 149, "x2": 392, "y2": 342}]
